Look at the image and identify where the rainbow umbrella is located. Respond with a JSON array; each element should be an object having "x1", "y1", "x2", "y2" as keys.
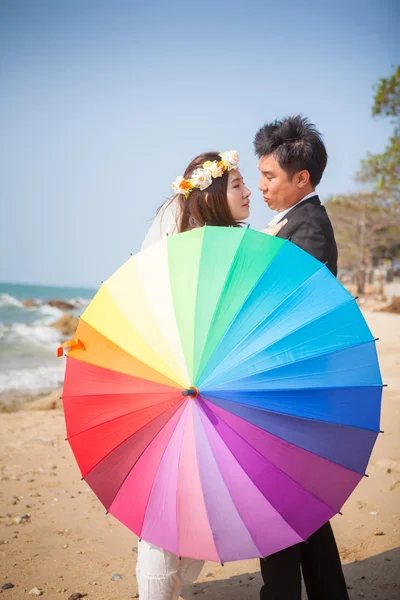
[{"x1": 61, "y1": 226, "x2": 382, "y2": 563}]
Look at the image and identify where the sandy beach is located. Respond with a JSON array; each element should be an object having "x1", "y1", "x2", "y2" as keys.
[{"x1": 1, "y1": 309, "x2": 399, "y2": 600}]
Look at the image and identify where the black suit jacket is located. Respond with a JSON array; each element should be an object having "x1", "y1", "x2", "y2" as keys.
[{"x1": 275, "y1": 195, "x2": 338, "y2": 276}]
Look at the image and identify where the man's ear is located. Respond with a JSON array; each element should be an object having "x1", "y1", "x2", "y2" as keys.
[{"x1": 296, "y1": 170, "x2": 310, "y2": 188}]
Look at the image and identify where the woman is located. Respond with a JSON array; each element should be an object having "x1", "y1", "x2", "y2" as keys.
[
  {"x1": 138, "y1": 150, "x2": 285, "y2": 600},
  {"x1": 142, "y1": 150, "x2": 251, "y2": 250}
]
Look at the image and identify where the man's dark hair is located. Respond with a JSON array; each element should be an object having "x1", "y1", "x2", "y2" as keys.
[{"x1": 254, "y1": 115, "x2": 327, "y2": 186}]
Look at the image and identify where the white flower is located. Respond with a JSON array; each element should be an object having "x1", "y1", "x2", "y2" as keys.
[
  {"x1": 204, "y1": 160, "x2": 225, "y2": 178},
  {"x1": 172, "y1": 176, "x2": 184, "y2": 194},
  {"x1": 219, "y1": 150, "x2": 240, "y2": 171},
  {"x1": 190, "y1": 168, "x2": 212, "y2": 191},
  {"x1": 171, "y1": 176, "x2": 193, "y2": 196}
]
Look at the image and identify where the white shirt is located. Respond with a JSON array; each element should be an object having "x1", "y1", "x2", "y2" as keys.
[{"x1": 267, "y1": 191, "x2": 318, "y2": 227}]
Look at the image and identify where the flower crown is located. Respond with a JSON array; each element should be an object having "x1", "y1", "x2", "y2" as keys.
[{"x1": 172, "y1": 150, "x2": 239, "y2": 198}]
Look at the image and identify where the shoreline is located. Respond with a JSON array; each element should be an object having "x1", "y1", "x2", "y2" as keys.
[{"x1": 0, "y1": 388, "x2": 63, "y2": 413}]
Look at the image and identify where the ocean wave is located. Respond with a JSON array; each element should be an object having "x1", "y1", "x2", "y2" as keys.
[
  {"x1": 0, "y1": 364, "x2": 65, "y2": 394},
  {"x1": 0, "y1": 293, "x2": 86, "y2": 314},
  {"x1": 36, "y1": 304, "x2": 64, "y2": 319},
  {"x1": 0, "y1": 293, "x2": 23, "y2": 309},
  {"x1": 69, "y1": 297, "x2": 90, "y2": 308},
  {"x1": 0, "y1": 320, "x2": 62, "y2": 347}
]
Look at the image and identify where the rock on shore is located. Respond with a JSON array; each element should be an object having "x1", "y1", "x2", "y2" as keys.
[{"x1": 51, "y1": 314, "x2": 79, "y2": 337}]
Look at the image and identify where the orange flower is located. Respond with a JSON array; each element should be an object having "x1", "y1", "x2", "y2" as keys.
[
  {"x1": 217, "y1": 161, "x2": 227, "y2": 172},
  {"x1": 179, "y1": 179, "x2": 193, "y2": 191}
]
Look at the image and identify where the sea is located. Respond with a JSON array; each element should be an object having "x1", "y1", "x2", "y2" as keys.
[{"x1": 0, "y1": 282, "x2": 96, "y2": 397}]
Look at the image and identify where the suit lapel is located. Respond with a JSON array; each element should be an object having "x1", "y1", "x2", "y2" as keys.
[
  {"x1": 282, "y1": 195, "x2": 321, "y2": 220},
  {"x1": 275, "y1": 195, "x2": 321, "y2": 239}
]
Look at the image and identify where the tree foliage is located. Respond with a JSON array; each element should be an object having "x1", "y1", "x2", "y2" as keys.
[
  {"x1": 357, "y1": 66, "x2": 400, "y2": 204},
  {"x1": 372, "y1": 65, "x2": 400, "y2": 118}
]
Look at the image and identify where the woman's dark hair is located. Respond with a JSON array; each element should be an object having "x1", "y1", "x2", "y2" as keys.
[
  {"x1": 253, "y1": 115, "x2": 327, "y2": 186},
  {"x1": 161, "y1": 152, "x2": 241, "y2": 233}
]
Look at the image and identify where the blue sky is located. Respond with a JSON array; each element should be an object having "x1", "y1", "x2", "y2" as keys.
[{"x1": 1, "y1": 0, "x2": 398, "y2": 287}]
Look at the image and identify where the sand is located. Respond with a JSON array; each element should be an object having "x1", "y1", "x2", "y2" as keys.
[{"x1": 0, "y1": 310, "x2": 399, "y2": 599}]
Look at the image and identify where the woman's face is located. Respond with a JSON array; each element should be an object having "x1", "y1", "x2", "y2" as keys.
[{"x1": 227, "y1": 169, "x2": 251, "y2": 221}]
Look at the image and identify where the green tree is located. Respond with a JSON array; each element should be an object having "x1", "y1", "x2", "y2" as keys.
[{"x1": 357, "y1": 66, "x2": 400, "y2": 204}]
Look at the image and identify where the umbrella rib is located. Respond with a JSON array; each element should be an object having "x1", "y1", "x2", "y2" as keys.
[
  {"x1": 65, "y1": 354, "x2": 182, "y2": 394},
  {"x1": 198, "y1": 397, "x2": 349, "y2": 515},
  {"x1": 225, "y1": 300, "x2": 364, "y2": 375},
  {"x1": 80, "y1": 310, "x2": 185, "y2": 389},
  {"x1": 193, "y1": 226, "x2": 250, "y2": 383},
  {"x1": 201, "y1": 390, "x2": 381, "y2": 436},
  {"x1": 96, "y1": 400, "x2": 186, "y2": 510},
  {"x1": 189, "y1": 226, "x2": 210, "y2": 383},
  {"x1": 200, "y1": 395, "x2": 372, "y2": 475},
  {"x1": 202, "y1": 338, "x2": 381, "y2": 390},
  {"x1": 200, "y1": 294, "x2": 363, "y2": 388},
  {"x1": 63, "y1": 387, "x2": 177, "y2": 400},
  {"x1": 194, "y1": 400, "x2": 268, "y2": 557},
  {"x1": 175, "y1": 403, "x2": 200, "y2": 560},
  {"x1": 182, "y1": 402, "x2": 221, "y2": 562},
  {"x1": 62, "y1": 362, "x2": 182, "y2": 398},
  {"x1": 66, "y1": 394, "x2": 182, "y2": 441},
  {"x1": 63, "y1": 393, "x2": 179, "y2": 433},
  {"x1": 196, "y1": 262, "x2": 325, "y2": 385},
  {"x1": 104, "y1": 275, "x2": 189, "y2": 387},
  {"x1": 196, "y1": 399, "x2": 308, "y2": 545},
  {"x1": 206, "y1": 383, "x2": 383, "y2": 391},
  {"x1": 136, "y1": 402, "x2": 190, "y2": 547}
]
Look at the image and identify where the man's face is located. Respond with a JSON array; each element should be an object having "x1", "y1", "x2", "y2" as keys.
[{"x1": 258, "y1": 154, "x2": 303, "y2": 212}]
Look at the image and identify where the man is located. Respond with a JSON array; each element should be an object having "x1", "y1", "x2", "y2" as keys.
[
  {"x1": 256, "y1": 115, "x2": 337, "y2": 275},
  {"x1": 254, "y1": 115, "x2": 348, "y2": 600}
]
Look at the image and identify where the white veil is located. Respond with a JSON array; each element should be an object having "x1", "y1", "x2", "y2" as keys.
[{"x1": 141, "y1": 197, "x2": 181, "y2": 251}]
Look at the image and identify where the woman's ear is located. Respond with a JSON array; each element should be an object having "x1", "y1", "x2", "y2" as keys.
[{"x1": 204, "y1": 192, "x2": 209, "y2": 205}]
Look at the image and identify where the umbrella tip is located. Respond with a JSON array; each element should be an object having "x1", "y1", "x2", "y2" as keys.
[
  {"x1": 338, "y1": 511, "x2": 343, "y2": 516},
  {"x1": 380, "y1": 430, "x2": 385, "y2": 433},
  {"x1": 182, "y1": 387, "x2": 199, "y2": 398}
]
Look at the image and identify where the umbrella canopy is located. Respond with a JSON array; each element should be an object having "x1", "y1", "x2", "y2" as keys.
[{"x1": 61, "y1": 226, "x2": 382, "y2": 563}]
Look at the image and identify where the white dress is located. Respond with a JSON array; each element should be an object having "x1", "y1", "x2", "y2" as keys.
[
  {"x1": 136, "y1": 541, "x2": 204, "y2": 600},
  {"x1": 137, "y1": 198, "x2": 205, "y2": 599}
]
